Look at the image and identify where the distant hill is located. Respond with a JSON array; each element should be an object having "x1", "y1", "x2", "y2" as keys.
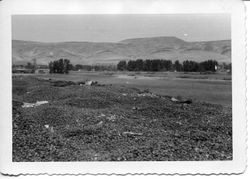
[{"x1": 12, "y1": 36, "x2": 231, "y2": 65}]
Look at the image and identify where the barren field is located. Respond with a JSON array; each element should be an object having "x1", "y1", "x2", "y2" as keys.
[
  {"x1": 34, "y1": 71, "x2": 232, "y2": 105},
  {"x1": 12, "y1": 72, "x2": 232, "y2": 161}
]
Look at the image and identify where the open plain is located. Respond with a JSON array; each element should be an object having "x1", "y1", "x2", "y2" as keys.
[{"x1": 12, "y1": 72, "x2": 232, "y2": 161}]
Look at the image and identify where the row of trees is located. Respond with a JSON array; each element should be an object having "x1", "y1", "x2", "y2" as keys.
[
  {"x1": 117, "y1": 59, "x2": 219, "y2": 72},
  {"x1": 49, "y1": 59, "x2": 72, "y2": 74},
  {"x1": 47, "y1": 58, "x2": 229, "y2": 74},
  {"x1": 74, "y1": 64, "x2": 116, "y2": 71},
  {"x1": 48, "y1": 60, "x2": 117, "y2": 73},
  {"x1": 118, "y1": 59, "x2": 174, "y2": 72}
]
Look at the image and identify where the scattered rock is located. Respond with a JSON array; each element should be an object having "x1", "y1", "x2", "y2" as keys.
[
  {"x1": 138, "y1": 92, "x2": 157, "y2": 98},
  {"x1": 171, "y1": 97, "x2": 192, "y2": 104},
  {"x1": 107, "y1": 115, "x2": 116, "y2": 121},
  {"x1": 76, "y1": 81, "x2": 85, "y2": 86},
  {"x1": 44, "y1": 125, "x2": 54, "y2": 133},
  {"x1": 122, "y1": 131, "x2": 143, "y2": 136},
  {"x1": 96, "y1": 121, "x2": 104, "y2": 127},
  {"x1": 65, "y1": 124, "x2": 70, "y2": 129},
  {"x1": 132, "y1": 106, "x2": 140, "y2": 110},
  {"x1": 13, "y1": 76, "x2": 232, "y2": 161},
  {"x1": 22, "y1": 101, "x2": 49, "y2": 108},
  {"x1": 85, "y1": 80, "x2": 98, "y2": 86},
  {"x1": 98, "y1": 113, "x2": 106, "y2": 118},
  {"x1": 171, "y1": 97, "x2": 179, "y2": 102}
]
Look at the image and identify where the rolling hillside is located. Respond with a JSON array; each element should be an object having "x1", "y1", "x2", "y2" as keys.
[{"x1": 12, "y1": 36, "x2": 231, "y2": 65}]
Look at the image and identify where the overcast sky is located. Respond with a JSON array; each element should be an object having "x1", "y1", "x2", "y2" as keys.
[{"x1": 12, "y1": 14, "x2": 230, "y2": 42}]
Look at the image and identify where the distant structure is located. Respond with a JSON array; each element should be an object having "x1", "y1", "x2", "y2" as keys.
[
  {"x1": 12, "y1": 67, "x2": 34, "y2": 74},
  {"x1": 35, "y1": 69, "x2": 49, "y2": 74}
]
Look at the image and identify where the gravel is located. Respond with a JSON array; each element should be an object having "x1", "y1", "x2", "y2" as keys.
[{"x1": 12, "y1": 76, "x2": 232, "y2": 161}]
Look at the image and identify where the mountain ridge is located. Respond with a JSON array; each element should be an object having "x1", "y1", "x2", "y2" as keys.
[{"x1": 12, "y1": 36, "x2": 231, "y2": 65}]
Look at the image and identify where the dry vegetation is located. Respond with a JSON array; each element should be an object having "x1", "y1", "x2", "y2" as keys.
[{"x1": 13, "y1": 75, "x2": 232, "y2": 161}]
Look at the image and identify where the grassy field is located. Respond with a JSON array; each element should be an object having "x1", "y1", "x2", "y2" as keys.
[
  {"x1": 12, "y1": 72, "x2": 232, "y2": 161},
  {"x1": 33, "y1": 71, "x2": 232, "y2": 106}
]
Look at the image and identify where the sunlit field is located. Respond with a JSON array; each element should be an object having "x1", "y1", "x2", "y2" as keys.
[{"x1": 33, "y1": 71, "x2": 232, "y2": 106}]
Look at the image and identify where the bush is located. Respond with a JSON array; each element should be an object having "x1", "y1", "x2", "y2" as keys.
[{"x1": 49, "y1": 59, "x2": 72, "y2": 74}]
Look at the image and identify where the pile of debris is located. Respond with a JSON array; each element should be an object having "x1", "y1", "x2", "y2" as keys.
[
  {"x1": 137, "y1": 92, "x2": 158, "y2": 98},
  {"x1": 51, "y1": 80, "x2": 101, "y2": 87},
  {"x1": 136, "y1": 89, "x2": 158, "y2": 98},
  {"x1": 171, "y1": 97, "x2": 192, "y2": 104},
  {"x1": 22, "y1": 101, "x2": 49, "y2": 108},
  {"x1": 85, "y1": 80, "x2": 98, "y2": 86}
]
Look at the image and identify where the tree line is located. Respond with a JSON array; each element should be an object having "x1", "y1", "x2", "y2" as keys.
[
  {"x1": 47, "y1": 58, "x2": 229, "y2": 74},
  {"x1": 48, "y1": 59, "x2": 116, "y2": 74},
  {"x1": 74, "y1": 64, "x2": 116, "y2": 71},
  {"x1": 49, "y1": 59, "x2": 72, "y2": 74},
  {"x1": 117, "y1": 59, "x2": 219, "y2": 72}
]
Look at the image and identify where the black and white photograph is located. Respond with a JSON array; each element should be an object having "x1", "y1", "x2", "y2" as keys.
[
  {"x1": 12, "y1": 14, "x2": 232, "y2": 162},
  {"x1": 0, "y1": 0, "x2": 247, "y2": 175}
]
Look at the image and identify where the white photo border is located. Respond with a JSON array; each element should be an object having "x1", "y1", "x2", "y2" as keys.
[{"x1": 0, "y1": 0, "x2": 247, "y2": 175}]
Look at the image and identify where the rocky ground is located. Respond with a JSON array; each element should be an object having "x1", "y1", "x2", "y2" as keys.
[{"x1": 12, "y1": 75, "x2": 232, "y2": 161}]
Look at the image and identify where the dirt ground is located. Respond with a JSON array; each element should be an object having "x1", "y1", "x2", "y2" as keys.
[
  {"x1": 12, "y1": 75, "x2": 232, "y2": 161},
  {"x1": 33, "y1": 71, "x2": 232, "y2": 106}
]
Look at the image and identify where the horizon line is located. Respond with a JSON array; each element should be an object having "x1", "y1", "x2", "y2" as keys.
[{"x1": 12, "y1": 36, "x2": 231, "y2": 44}]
